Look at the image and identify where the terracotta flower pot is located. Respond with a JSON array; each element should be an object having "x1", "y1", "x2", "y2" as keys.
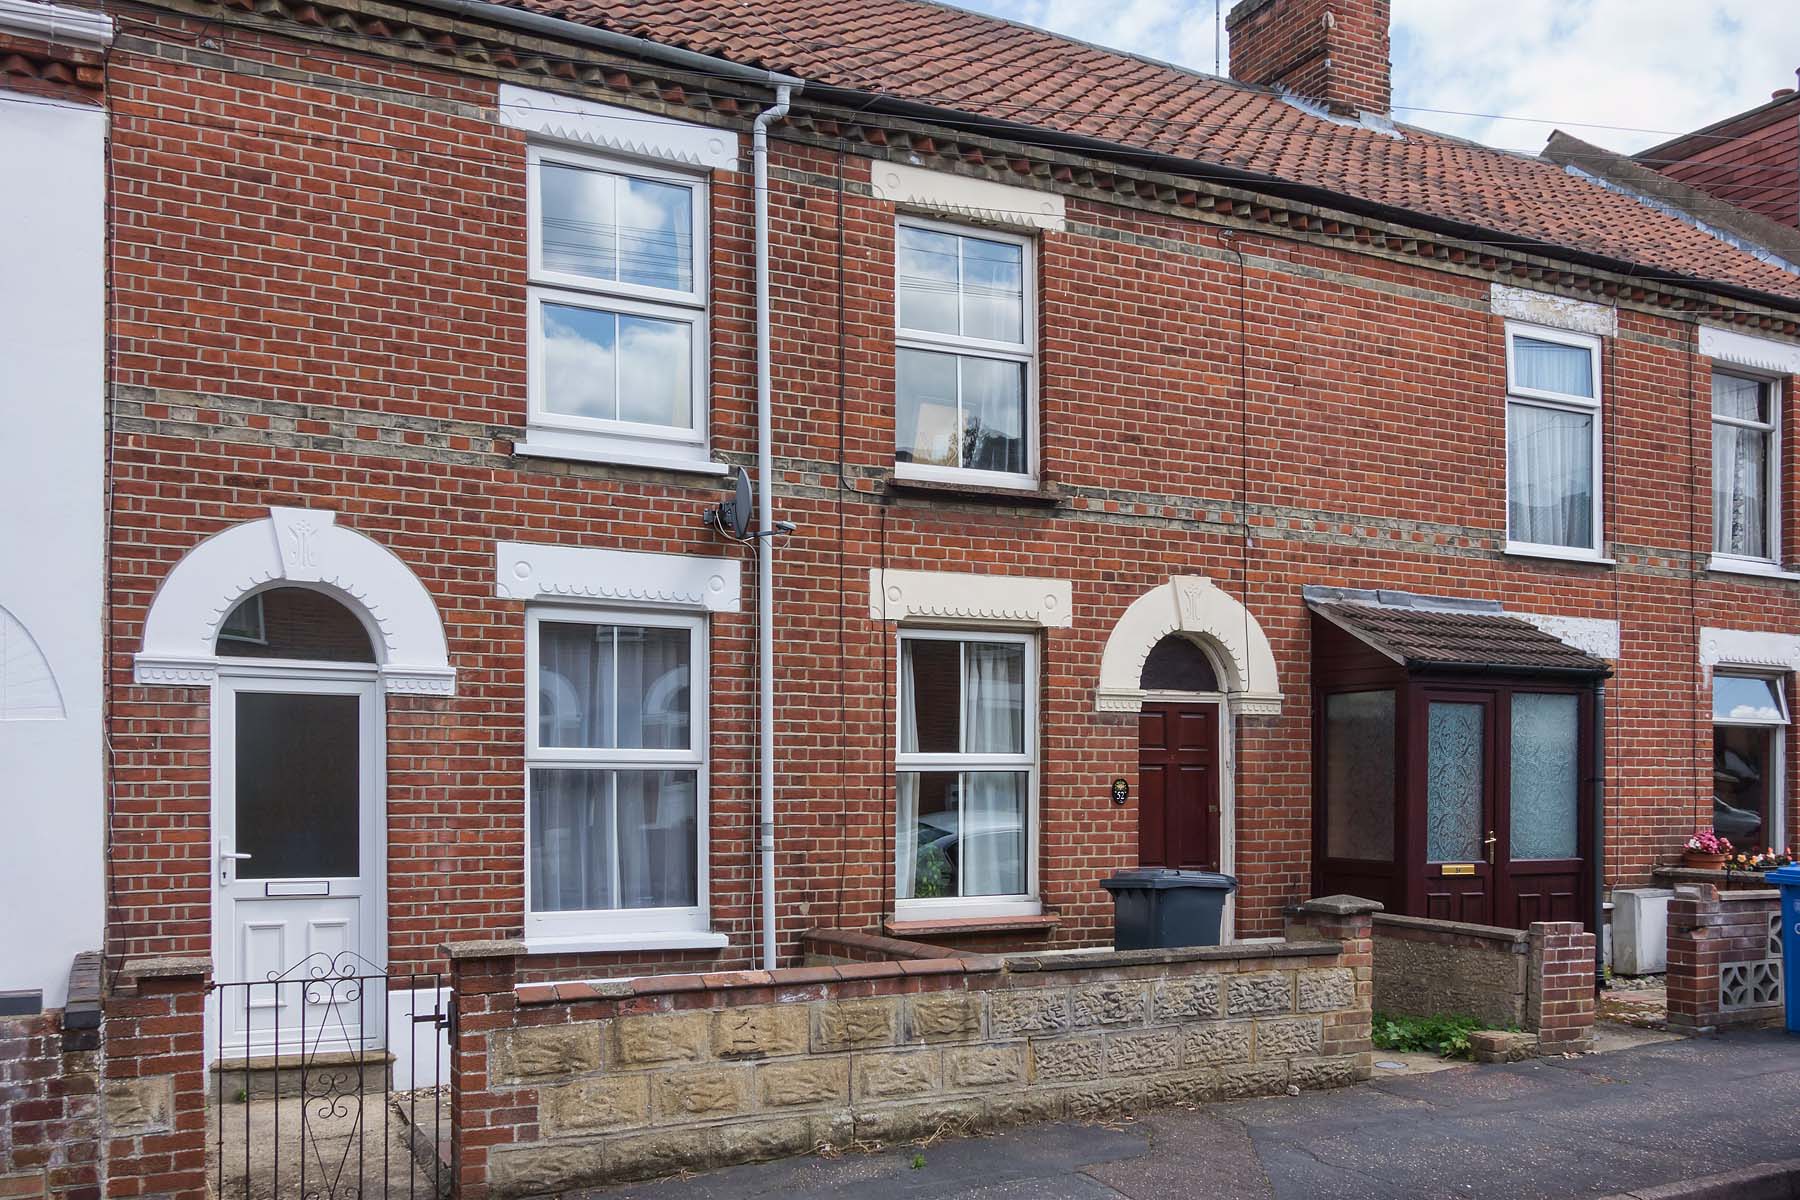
[{"x1": 1682, "y1": 851, "x2": 1726, "y2": 870}]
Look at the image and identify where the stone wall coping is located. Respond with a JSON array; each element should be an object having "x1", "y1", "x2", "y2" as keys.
[
  {"x1": 1373, "y1": 912, "x2": 1530, "y2": 947},
  {"x1": 1292, "y1": 895, "x2": 1385, "y2": 917},
  {"x1": 884, "y1": 913, "x2": 1062, "y2": 937},
  {"x1": 513, "y1": 955, "x2": 1001, "y2": 1005},
  {"x1": 802, "y1": 927, "x2": 988, "y2": 960},
  {"x1": 1653, "y1": 866, "x2": 1779, "y2": 888},
  {"x1": 445, "y1": 938, "x2": 530, "y2": 961},
  {"x1": 505, "y1": 936, "x2": 1346, "y2": 1006},
  {"x1": 116, "y1": 955, "x2": 211, "y2": 983},
  {"x1": 1001, "y1": 940, "x2": 1343, "y2": 972}
]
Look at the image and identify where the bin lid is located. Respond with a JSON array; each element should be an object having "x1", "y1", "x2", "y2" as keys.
[{"x1": 1099, "y1": 868, "x2": 1238, "y2": 891}]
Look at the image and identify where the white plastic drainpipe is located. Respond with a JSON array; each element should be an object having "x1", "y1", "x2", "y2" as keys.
[{"x1": 754, "y1": 83, "x2": 795, "y2": 972}]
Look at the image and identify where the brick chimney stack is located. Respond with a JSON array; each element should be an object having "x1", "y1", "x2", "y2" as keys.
[{"x1": 1226, "y1": 0, "x2": 1392, "y2": 117}]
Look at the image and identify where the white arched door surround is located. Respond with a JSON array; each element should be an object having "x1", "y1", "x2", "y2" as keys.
[
  {"x1": 133, "y1": 508, "x2": 454, "y2": 1054},
  {"x1": 1096, "y1": 575, "x2": 1281, "y2": 717},
  {"x1": 134, "y1": 506, "x2": 455, "y2": 694},
  {"x1": 1098, "y1": 575, "x2": 1282, "y2": 943}
]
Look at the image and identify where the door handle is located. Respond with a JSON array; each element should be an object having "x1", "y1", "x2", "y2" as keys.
[
  {"x1": 1484, "y1": 831, "x2": 1497, "y2": 866},
  {"x1": 218, "y1": 844, "x2": 252, "y2": 883}
]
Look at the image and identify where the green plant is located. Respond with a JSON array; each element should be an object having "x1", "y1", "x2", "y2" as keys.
[
  {"x1": 1371, "y1": 1011, "x2": 1484, "y2": 1060},
  {"x1": 912, "y1": 844, "x2": 953, "y2": 899},
  {"x1": 909, "y1": 1152, "x2": 926, "y2": 1170},
  {"x1": 232, "y1": 1087, "x2": 248, "y2": 1104}
]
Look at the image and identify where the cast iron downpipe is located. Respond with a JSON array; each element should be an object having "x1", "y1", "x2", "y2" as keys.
[
  {"x1": 754, "y1": 83, "x2": 796, "y2": 972},
  {"x1": 1592, "y1": 681, "x2": 1607, "y2": 987}
]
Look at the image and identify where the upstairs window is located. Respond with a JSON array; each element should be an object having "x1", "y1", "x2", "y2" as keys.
[
  {"x1": 525, "y1": 146, "x2": 709, "y2": 468},
  {"x1": 1712, "y1": 370, "x2": 1780, "y2": 565},
  {"x1": 894, "y1": 220, "x2": 1036, "y2": 487},
  {"x1": 1505, "y1": 324, "x2": 1603, "y2": 559}
]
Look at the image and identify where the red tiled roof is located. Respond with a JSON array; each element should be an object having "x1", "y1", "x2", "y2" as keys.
[
  {"x1": 499, "y1": 0, "x2": 1800, "y2": 305},
  {"x1": 1311, "y1": 602, "x2": 1611, "y2": 675}
]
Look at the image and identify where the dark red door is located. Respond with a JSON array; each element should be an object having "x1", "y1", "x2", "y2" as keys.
[{"x1": 1138, "y1": 703, "x2": 1220, "y2": 870}]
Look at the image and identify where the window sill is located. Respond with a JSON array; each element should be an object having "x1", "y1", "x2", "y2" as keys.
[
  {"x1": 1503, "y1": 543, "x2": 1616, "y2": 568},
  {"x1": 1708, "y1": 557, "x2": 1800, "y2": 582},
  {"x1": 515, "y1": 439, "x2": 731, "y2": 477},
  {"x1": 884, "y1": 474, "x2": 1064, "y2": 507},
  {"x1": 521, "y1": 930, "x2": 729, "y2": 955},
  {"x1": 885, "y1": 913, "x2": 1059, "y2": 938}
]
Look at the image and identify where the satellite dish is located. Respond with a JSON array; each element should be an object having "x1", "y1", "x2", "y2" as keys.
[{"x1": 705, "y1": 467, "x2": 755, "y2": 540}]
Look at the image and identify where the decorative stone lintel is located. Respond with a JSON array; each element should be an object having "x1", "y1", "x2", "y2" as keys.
[
  {"x1": 1700, "y1": 626, "x2": 1800, "y2": 671},
  {"x1": 1699, "y1": 324, "x2": 1800, "y2": 375},
  {"x1": 869, "y1": 567, "x2": 1072, "y2": 627},
  {"x1": 497, "y1": 83, "x2": 740, "y2": 172},
  {"x1": 871, "y1": 159, "x2": 1066, "y2": 232},
  {"x1": 1491, "y1": 283, "x2": 1618, "y2": 338},
  {"x1": 496, "y1": 541, "x2": 742, "y2": 613}
]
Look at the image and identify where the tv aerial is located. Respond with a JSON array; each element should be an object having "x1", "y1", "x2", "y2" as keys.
[{"x1": 705, "y1": 467, "x2": 796, "y2": 543}]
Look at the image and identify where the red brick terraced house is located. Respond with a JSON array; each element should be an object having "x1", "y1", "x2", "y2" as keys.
[{"x1": 51, "y1": 0, "x2": 1800, "y2": 1075}]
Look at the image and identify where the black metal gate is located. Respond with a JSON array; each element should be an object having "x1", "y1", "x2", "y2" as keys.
[{"x1": 211, "y1": 952, "x2": 451, "y2": 1200}]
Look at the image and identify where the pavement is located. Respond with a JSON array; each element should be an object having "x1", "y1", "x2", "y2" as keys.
[{"x1": 581, "y1": 1028, "x2": 1800, "y2": 1200}]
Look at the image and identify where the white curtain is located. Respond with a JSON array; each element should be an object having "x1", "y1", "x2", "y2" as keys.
[
  {"x1": 533, "y1": 622, "x2": 694, "y2": 911},
  {"x1": 1513, "y1": 337, "x2": 1593, "y2": 397},
  {"x1": 896, "y1": 647, "x2": 920, "y2": 899},
  {"x1": 530, "y1": 770, "x2": 613, "y2": 912},
  {"x1": 1713, "y1": 375, "x2": 1768, "y2": 558},
  {"x1": 1508, "y1": 402, "x2": 1593, "y2": 548},
  {"x1": 962, "y1": 644, "x2": 1024, "y2": 896}
]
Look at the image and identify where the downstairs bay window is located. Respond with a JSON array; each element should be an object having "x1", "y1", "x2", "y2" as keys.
[
  {"x1": 895, "y1": 630, "x2": 1038, "y2": 917},
  {"x1": 1712, "y1": 672, "x2": 1789, "y2": 857},
  {"x1": 525, "y1": 608, "x2": 711, "y2": 945}
]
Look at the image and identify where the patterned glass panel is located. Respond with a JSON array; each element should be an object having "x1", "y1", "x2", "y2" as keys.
[
  {"x1": 1510, "y1": 693, "x2": 1578, "y2": 860},
  {"x1": 1426, "y1": 701, "x2": 1484, "y2": 863},
  {"x1": 1323, "y1": 691, "x2": 1396, "y2": 862}
]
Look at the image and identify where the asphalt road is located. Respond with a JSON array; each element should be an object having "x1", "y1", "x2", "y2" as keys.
[{"x1": 582, "y1": 1028, "x2": 1800, "y2": 1200}]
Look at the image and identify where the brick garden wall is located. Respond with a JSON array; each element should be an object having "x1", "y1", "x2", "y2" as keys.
[
  {"x1": 1667, "y1": 885, "x2": 1784, "y2": 1031},
  {"x1": 1373, "y1": 914, "x2": 1529, "y2": 1029},
  {"x1": 0, "y1": 957, "x2": 103, "y2": 1200},
  {"x1": 100, "y1": 0, "x2": 1800, "y2": 984},
  {"x1": 1370, "y1": 915, "x2": 1595, "y2": 1051},
  {"x1": 449, "y1": 901, "x2": 1376, "y2": 1194}
]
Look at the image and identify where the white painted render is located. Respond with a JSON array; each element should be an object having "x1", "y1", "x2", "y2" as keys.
[{"x1": 0, "y1": 88, "x2": 108, "y2": 1007}]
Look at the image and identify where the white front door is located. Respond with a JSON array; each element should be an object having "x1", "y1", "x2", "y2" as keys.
[{"x1": 214, "y1": 671, "x2": 382, "y2": 1057}]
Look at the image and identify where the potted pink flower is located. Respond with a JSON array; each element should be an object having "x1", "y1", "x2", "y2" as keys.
[{"x1": 1682, "y1": 829, "x2": 1732, "y2": 870}]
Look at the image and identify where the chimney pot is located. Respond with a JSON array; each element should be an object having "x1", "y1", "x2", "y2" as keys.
[{"x1": 1226, "y1": 0, "x2": 1392, "y2": 117}]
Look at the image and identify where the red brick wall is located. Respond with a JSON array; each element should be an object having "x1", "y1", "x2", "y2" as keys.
[
  {"x1": 1226, "y1": 0, "x2": 1391, "y2": 115},
  {"x1": 1666, "y1": 884, "x2": 1783, "y2": 1031},
  {"x1": 103, "y1": 9, "x2": 1800, "y2": 982}
]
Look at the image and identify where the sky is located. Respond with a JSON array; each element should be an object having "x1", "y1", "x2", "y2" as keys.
[{"x1": 959, "y1": 0, "x2": 1800, "y2": 155}]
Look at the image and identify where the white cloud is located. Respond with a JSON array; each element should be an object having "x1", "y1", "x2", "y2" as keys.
[{"x1": 964, "y1": 0, "x2": 1800, "y2": 155}]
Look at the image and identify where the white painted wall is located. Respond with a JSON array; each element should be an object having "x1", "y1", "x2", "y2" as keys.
[{"x1": 0, "y1": 88, "x2": 108, "y2": 1008}]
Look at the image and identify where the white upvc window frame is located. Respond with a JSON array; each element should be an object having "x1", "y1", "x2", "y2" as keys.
[
  {"x1": 893, "y1": 216, "x2": 1039, "y2": 490},
  {"x1": 523, "y1": 143, "x2": 713, "y2": 470},
  {"x1": 893, "y1": 627, "x2": 1040, "y2": 920},
  {"x1": 1709, "y1": 367, "x2": 1783, "y2": 574},
  {"x1": 1711, "y1": 669, "x2": 1789, "y2": 854},
  {"x1": 523, "y1": 605, "x2": 712, "y2": 944},
  {"x1": 1504, "y1": 322, "x2": 1606, "y2": 562}
]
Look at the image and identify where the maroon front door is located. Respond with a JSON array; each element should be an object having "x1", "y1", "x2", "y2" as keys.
[{"x1": 1138, "y1": 702, "x2": 1220, "y2": 869}]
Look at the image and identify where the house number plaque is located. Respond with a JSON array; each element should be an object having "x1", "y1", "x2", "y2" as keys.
[{"x1": 1111, "y1": 778, "x2": 1129, "y2": 805}]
